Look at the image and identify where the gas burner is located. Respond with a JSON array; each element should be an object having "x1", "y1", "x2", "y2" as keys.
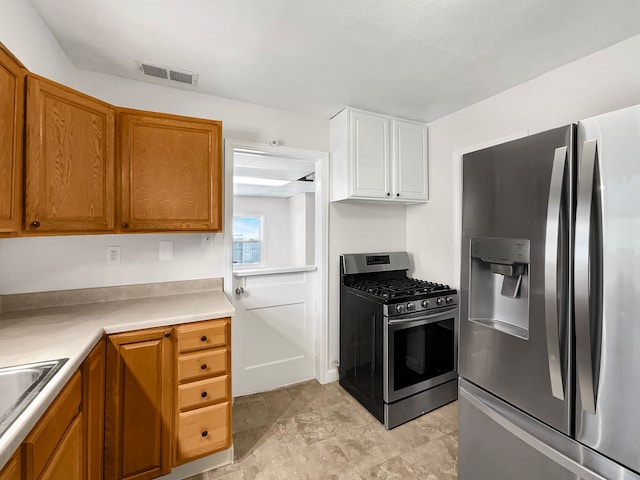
[{"x1": 347, "y1": 278, "x2": 451, "y2": 299}]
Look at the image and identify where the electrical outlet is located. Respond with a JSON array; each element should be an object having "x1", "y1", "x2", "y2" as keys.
[
  {"x1": 106, "y1": 246, "x2": 121, "y2": 265},
  {"x1": 202, "y1": 233, "x2": 214, "y2": 248}
]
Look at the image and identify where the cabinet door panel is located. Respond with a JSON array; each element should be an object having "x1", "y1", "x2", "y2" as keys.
[
  {"x1": 350, "y1": 111, "x2": 390, "y2": 198},
  {"x1": 25, "y1": 75, "x2": 115, "y2": 233},
  {"x1": 0, "y1": 449, "x2": 21, "y2": 480},
  {"x1": 0, "y1": 47, "x2": 24, "y2": 235},
  {"x1": 105, "y1": 328, "x2": 172, "y2": 480},
  {"x1": 38, "y1": 413, "x2": 83, "y2": 480},
  {"x1": 118, "y1": 110, "x2": 222, "y2": 232},
  {"x1": 82, "y1": 339, "x2": 105, "y2": 480},
  {"x1": 24, "y1": 371, "x2": 82, "y2": 480},
  {"x1": 393, "y1": 120, "x2": 428, "y2": 201}
]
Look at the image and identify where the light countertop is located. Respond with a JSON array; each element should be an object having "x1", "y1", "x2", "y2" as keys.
[{"x1": 0, "y1": 285, "x2": 234, "y2": 471}]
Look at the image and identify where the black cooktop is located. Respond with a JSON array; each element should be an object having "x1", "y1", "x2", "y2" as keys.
[{"x1": 345, "y1": 278, "x2": 454, "y2": 302}]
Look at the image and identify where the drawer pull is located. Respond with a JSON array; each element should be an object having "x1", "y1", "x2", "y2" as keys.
[
  {"x1": 201, "y1": 430, "x2": 208, "y2": 437},
  {"x1": 200, "y1": 364, "x2": 207, "y2": 370},
  {"x1": 201, "y1": 391, "x2": 208, "y2": 398},
  {"x1": 201, "y1": 335, "x2": 207, "y2": 342}
]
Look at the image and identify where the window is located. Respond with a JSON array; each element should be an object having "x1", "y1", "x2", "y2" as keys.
[{"x1": 233, "y1": 216, "x2": 263, "y2": 267}]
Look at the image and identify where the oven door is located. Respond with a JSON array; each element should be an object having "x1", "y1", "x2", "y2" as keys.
[{"x1": 384, "y1": 306, "x2": 458, "y2": 403}]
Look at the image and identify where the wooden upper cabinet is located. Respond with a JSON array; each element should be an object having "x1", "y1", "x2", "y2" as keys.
[
  {"x1": 105, "y1": 327, "x2": 173, "y2": 480},
  {"x1": 24, "y1": 74, "x2": 115, "y2": 234},
  {"x1": 0, "y1": 45, "x2": 25, "y2": 236},
  {"x1": 117, "y1": 109, "x2": 222, "y2": 232}
]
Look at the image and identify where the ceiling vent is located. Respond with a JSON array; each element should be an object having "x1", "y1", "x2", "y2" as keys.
[{"x1": 138, "y1": 62, "x2": 198, "y2": 86}]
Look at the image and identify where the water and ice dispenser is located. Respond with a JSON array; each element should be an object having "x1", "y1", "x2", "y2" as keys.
[{"x1": 468, "y1": 237, "x2": 530, "y2": 339}]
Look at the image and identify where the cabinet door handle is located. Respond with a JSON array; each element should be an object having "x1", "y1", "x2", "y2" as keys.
[
  {"x1": 201, "y1": 391, "x2": 208, "y2": 398},
  {"x1": 200, "y1": 363, "x2": 207, "y2": 370},
  {"x1": 31, "y1": 220, "x2": 40, "y2": 228},
  {"x1": 200, "y1": 335, "x2": 207, "y2": 342},
  {"x1": 386, "y1": 192, "x2": 390, "y2": 196},
  {"x1": 201, "y1": 430, "x2": 208, "y2": 437},
  {"x1": 396, "y1": 193, "x2": 400, "y2": 197},
  {"x1": 164, "y1": 331, "x2": 171, "y2": 338},
  {"x1": 121, "y1": 223, "x2": 129, "y2": 229}
]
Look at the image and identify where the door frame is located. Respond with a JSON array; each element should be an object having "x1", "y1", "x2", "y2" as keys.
[{"x1": 223, "y1": 139, "x2": 331, "y2": 386}]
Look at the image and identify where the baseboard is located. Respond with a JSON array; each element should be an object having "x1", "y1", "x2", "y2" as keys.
[
  {"x1": 323, "y1": 367, "x2": 339, "y2": 384},
  {"x1": 156, "y1": 447, "x2": 233, "y2": 479}
]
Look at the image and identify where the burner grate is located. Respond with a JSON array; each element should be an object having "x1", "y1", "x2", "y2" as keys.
[{"x1": 347, "y1": 278, "x2": 451, "y2": 300}]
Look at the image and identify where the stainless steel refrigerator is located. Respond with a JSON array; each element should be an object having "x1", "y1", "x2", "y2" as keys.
[{"x1": 459, "y1": 104, "x2": 640, "y2": 479}]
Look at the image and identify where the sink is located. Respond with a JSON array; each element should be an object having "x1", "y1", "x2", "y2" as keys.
[{"x1": 0, "y1": 359, "x2": 68, "y2": 438}]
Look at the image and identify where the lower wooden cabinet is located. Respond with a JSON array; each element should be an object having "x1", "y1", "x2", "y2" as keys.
[
  {"x1": 0, "y1": 319, "x2": 232, "y2": 480},
  {"x1": 0, "y1": 450, "x2": 21, "y2": 480},
  {"x1": 83, "y1": 338, "x2": 106, "y2": 480},
  {"x1": 38, "y1": 413, "x2": 83, "y2": 480},
  {"x1": 104, "y1": 327, "x2": 173, "y2": 480},
  {"x1": 174, "y1": 318, "x2": 232, "y2": 466},
  {"x1": 176, "y1": 401, "x2": 230, "y2": 464},
  {"x1": 23, "y1": 371, "x2": 83, "y2": 480}
]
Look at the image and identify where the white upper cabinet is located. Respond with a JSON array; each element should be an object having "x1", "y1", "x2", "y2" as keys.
[{"x1": 330, "y1": 107, "x2": 428, "y2": 204}]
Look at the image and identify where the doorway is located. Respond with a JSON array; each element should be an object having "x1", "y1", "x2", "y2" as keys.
[{"x1": 223, "y1": 140, "x2": 329, "y2": 397}]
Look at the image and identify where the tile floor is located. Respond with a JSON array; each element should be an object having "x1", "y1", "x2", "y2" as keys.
[{"x1": 188, "y1": 380, "x2": 458, "y2": 480}]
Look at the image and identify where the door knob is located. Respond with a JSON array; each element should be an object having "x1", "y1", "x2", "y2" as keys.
[{"x1": 235, "y1": 287, "x2": 245, "y2": 295}]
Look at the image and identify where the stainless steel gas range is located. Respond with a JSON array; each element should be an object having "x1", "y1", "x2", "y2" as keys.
[{"x1": 339, "y1": 252, "x2": 458, "y2": 429}]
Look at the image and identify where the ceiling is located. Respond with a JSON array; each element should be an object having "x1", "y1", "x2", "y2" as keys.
[
  {"x1": 233, "y1": 152, "x2": 315, "y2": 198},
  {"x1": 29, "y1": 0, "x2": 640, "y2": 122}
]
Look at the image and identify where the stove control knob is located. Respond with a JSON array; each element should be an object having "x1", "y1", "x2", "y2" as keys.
[
  {"x1": 395, "y1": 304, "x2": 405, "y2": 314},
  {"x1": 406, "y1": 302, "x2": 415, "y2": 311},
  {"x1": 446, "y1": 296, "x2": 454, "y2": 304},
  {"x1": 421, "y1": 300, "x2": 430, "y2": 308},
  {"x1": 436, "y1": 297, "x2": 444, "y2": 306}
]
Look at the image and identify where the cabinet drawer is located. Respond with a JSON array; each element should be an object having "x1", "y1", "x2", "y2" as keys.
[
  {"x1": 175, "y1": 318, "x2": 229, "y2": 353},
  {"x1": 177, "y1": 348, "x2": 228, "y2": 383},
  {"x1": 24, "y1": 371, "x2": 81, "y2": 480},
  {"x1": 176, "y1": 402, "x2": 230, "y2": 464},
  {"x1": 178, "y1": 375, "x2": 229, "y2": 412}
]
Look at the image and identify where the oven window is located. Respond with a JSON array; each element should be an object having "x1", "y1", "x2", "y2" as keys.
[{"x1": 393, "y1": 319, "x2": 455, "y2": 391}]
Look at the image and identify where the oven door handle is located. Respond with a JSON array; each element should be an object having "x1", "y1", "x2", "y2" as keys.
[{"x1": 387, "y1": 307, "x2": 457, "y2": 326}]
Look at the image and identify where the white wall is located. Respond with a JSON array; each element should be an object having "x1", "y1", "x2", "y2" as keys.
[
  {"x1": 233, "y1": 196, "x2": 291, "y2": 268},
  {"x1": 407, "y1": 33, "x2": 640, "y2": 289},
  {"x1": 288, "y1": 193, "x2": 315, "y2": 266},
  {"x1": 0, "y1": 0, "x2": 77, "y2": 86},
  {"x1": 0, "y1": 6, "x2": 328, "y2": 295},
  {"x1": 328, "y1": 202, "x2": 407, "y2": 367}
]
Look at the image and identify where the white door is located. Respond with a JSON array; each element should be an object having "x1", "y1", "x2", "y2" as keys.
[
  {"x1": 232, "y1": 270, "x2": 316, "y2": 396},
  {"x1": 350, "y1": 110, "x2": 391, "y2": 198},
  {"x1": 226, "y1": 143, "x2": 327, "y2": 398},
  {"x1": 393, "y1": 119, "x2": 429, "y2": 201}
]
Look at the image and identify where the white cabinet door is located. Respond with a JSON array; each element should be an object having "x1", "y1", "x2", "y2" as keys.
[
  {"x1": 349, "y1": 110, "x2": 391, "y2": 198},
  {"x1": 393, "y1": 120, "x2": 428, "y2": 201}
]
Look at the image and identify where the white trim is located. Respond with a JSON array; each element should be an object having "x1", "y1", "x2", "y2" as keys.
[
  {"x1": 452, "y1": 131, "x2": 529, "y2": 288},
  {"x1": 325, "y1": 367, "x2": 339, "y2": 383},
  {"x1": 233, "y1": 265, "x2": 317, "y2": 277},
  {"x1": 223, "y1": 139, "x2": 331, "y2": 387}
]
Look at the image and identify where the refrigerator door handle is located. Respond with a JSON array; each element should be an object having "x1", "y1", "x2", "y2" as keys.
[
  {"x1": 460, "y1": 384, "x2": 607, "y2": 480},
  {"x1": 544, "y1": 146, "x2": 567, "y2": 400},
  {"x1": 575, "y1": 139, "x2": 601, "y2": 414}
]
